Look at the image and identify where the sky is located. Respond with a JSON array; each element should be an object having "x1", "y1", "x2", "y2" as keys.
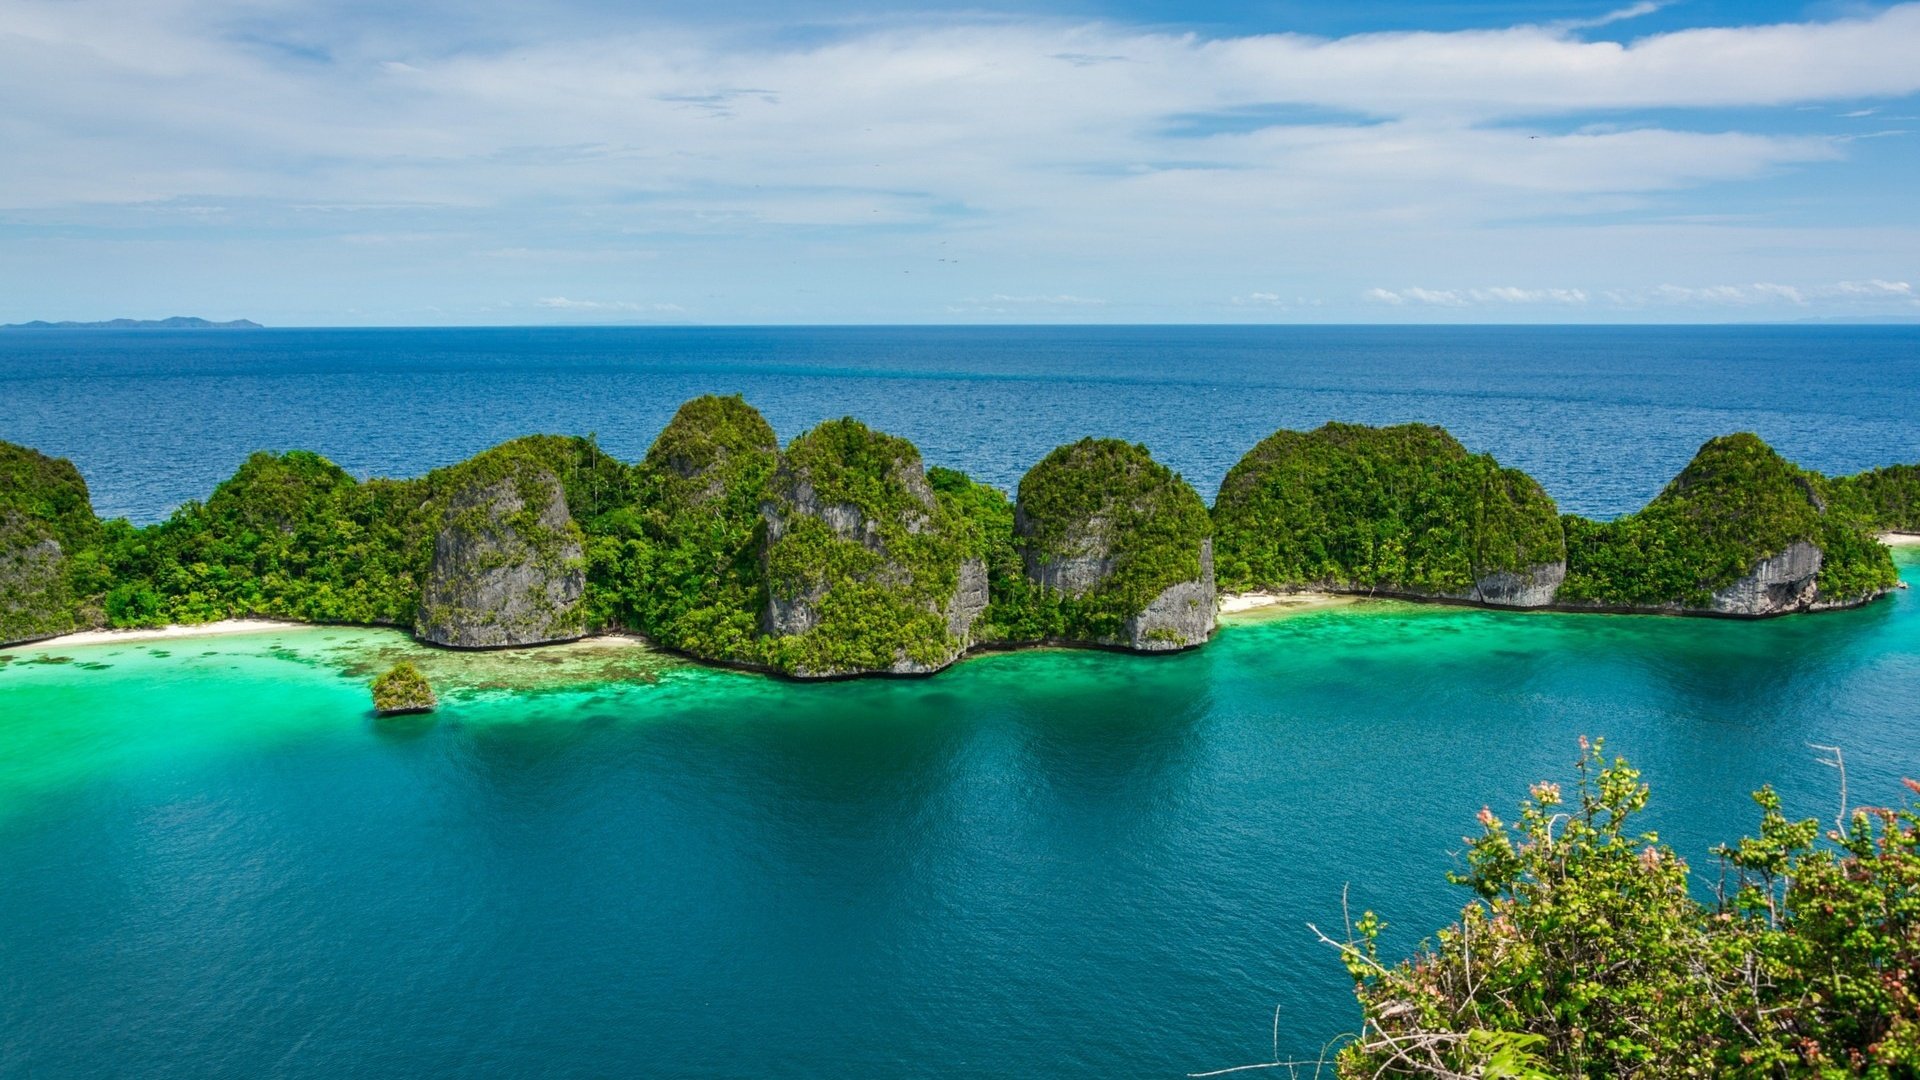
[{"x1": 2, "y1": 0, "x2": 1918, "y2": 325}]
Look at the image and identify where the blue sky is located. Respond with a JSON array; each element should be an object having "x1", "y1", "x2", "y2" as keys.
[{"x1": 2, "y1": 0, "x2": 1917, "y2": 324}]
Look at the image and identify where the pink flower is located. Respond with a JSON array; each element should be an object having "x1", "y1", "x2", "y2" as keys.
[
  {"x1": 1477, "y1": 807, "x2": 1497, "y2": 828},
  {"x1": 1530, "y1": 782, "x2": 1561, "y2": 803}
]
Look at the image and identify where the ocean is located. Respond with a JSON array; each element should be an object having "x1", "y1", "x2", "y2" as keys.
[
  {"x1": 2, "y1": 325, "x2": 1917, "y2": 522},
  {"x1": 2, "y1": 325, "x2": 1919, "y2": 1077}
]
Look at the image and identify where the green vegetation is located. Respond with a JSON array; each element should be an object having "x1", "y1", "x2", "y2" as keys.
[
  {"x1": 90, "y1": 434, "x2": 627, "y2": 635},
  {"x1": 998, "y1": 438, "x2": 1212, "y2": 644},
  {"x1": 1828, "y1": 462, "x2": 1920, "y2": 534},
  {"x1": 1332, "y1": 742, "x2": 1920, "y2": 1077},
  {"x1": 5, "y1": 413, "x2": 1909, "y2": 659},
  {"x1": 0, "y1": 441, "x2": 100, "y2": 641},
  {"x1": 1212, "y1": 423, "x2": 1564, "y2": 596},
  {"x1": 97, "y1": 450, "x2": 431, "y2": 628},
  {"x1": 369, "y1": 660, "x2": 437, "y2": 714},
  {"x1": 601, "y1": 395, "x2": 780, "y2": 662},
  {"x1": 928, "y1": 464, "x2": 1032, "y2": 638},
  {"x1": 758, "y1": 418, "x2": 974, "y2": 675},
  {"x1": 1559, "y1": 434, "x2": 1896, "y2": 608}
]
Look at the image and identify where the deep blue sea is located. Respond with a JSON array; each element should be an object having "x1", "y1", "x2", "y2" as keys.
[
  {"x1": 3, "y1": 326, "x2": 1919, "y2": 1078},
  {"x1": 3, "y1": 325, "x2": 1917, "y2": 522}
]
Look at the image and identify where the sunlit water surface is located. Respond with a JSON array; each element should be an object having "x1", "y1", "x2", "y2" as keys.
[{"x1": 3, "y1": 551, "x2": 1916, "y2": 1077}]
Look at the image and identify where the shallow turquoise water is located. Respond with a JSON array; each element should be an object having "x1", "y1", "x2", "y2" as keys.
[{"x1": 3, "y1": 555, "x2": 1918, "y2": 1077}]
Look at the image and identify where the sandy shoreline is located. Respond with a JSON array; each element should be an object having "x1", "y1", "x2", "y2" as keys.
[
  {"x1": 12, "y1": 549, "x2": 1907, "y2": 654},
  {"x1": 25, "y1": 618, "x2": 318, "y2": 648},
  {"x1": 1881, "y1": 532, "x2": 1920, "y2": 548},
  {"x1": 15, "y1": 620, "x2": 654, "y2": 652},
  {"x1": 1217, "y1": 591, "x2": 1352, "y2": 617}
]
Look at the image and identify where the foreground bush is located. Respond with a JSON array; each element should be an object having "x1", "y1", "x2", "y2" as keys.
[{"x1": 1332, "y1": 742, "x2": 1919, "y2": 1078}]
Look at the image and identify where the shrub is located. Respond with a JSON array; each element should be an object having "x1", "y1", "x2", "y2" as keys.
[{"x1": 1330, "y1": 742, "x2": 1920, "y2": 1078}]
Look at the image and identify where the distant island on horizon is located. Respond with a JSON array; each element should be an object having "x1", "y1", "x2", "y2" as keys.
[{"x1": 1, "y1": 316, "x2": 262, "y2": 330}]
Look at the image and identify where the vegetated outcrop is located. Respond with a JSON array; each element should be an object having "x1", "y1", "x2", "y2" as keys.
[
  {"x1": 370, "y1": 660, "x2": 437, "y2": 716},
  {"x1": 415, "y1": 446, "x2": 591, "y2": 648},
  {"x1": 1826, "y1": 462, "x2": 1920, "y2": 535},
  {"x1": 6, "y1": 408, "x2": 1910, "y2": 676},
  {"x1": 1558, "y1": 434, "x2": 1897, "y2": 616},
  {"x1": 619, "y1": 395, "x2": 781, "y2": 661},
  {"x1": 757, "y1": 418, "x2": 985, "y2": 677},
  {"x1": 1005, "y1": 438, "x2": 1215, "y2": 651},
  {"x1": 0, "y1": 441, "x2": 100, "y2": 644},
  {"x1": 87, "y1": 448, "x2": 437, "y2": 629},
  {"x1": 1211, "y1": 423, "x2": 1566, "y2": 608}
]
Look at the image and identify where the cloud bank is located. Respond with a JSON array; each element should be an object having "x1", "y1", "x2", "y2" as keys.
[{"x1": 1, "y1": 0, "x2": 1916, "y2": 322}]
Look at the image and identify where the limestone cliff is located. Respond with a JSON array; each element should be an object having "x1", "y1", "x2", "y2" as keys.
[
  {"x1": 759, "y1": 418, "x2": 982, "y2": 677},
  {"x1": 1559, "y1": 434, "x2": 1896, "y2": 616},
  {"x1": 1013, "y1": 438, "x2": 1215, "y2": 651},
  {"x1": 0, "y1": 442, "x2": 99, "y2": 644},
  {"x1": 415, "y1": 464, "x2": 588, "y2": 648}
]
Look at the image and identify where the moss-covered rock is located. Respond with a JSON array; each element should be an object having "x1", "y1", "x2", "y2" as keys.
[
  {"x1": 370, "y1": 659, "x2": 437, "y2": 715},
  {"x1": 0, "y1": 442, "x2": 100, "y2": 644},
  {"x1": 415, "y1": 445, "x2": 588, "y2": 648},
  {"x1": 758, "y1": 418, "x2": 982, "y2": 676},
  {"x1": 616, "y1": 395, "x2": 780, "y2": 661},
  {"x1": 1212, "y1": 423, "x2": 1566, "y2": 607},
  {"x1": 1008, "y1": 438, "x2": 1214, "y2": 651},
  {"x1": 1559, "y1": 433, "x2": 1896, "y2": 615}
]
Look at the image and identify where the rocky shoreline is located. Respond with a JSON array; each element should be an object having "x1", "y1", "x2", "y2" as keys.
[{"x1": 5, "y1": 403, "x2": 1918, "y2": 678}]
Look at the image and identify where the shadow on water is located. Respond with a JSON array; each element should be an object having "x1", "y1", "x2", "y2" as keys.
[{"x1": 366, "y1": 711, "x2": 439, "y2": 743}]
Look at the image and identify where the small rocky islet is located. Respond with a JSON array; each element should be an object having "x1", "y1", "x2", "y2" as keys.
[{"x1": 2, "y1": 396, "x2": 1915, "y2": 678}]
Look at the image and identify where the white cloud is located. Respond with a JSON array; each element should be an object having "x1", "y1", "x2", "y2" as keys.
[
  {"x1": 1366, "y1": 286, "x2": 1589, "y2": 305},
  {"x1": 1608, "y1": 281, "x2": 1919, "y2": 307},
  {"x1": 959, "y1": 294, "x2": 1108, "y2": 305},
  {"x1": 2, "y1": 1, "x2": 1918, "y2": 321},
  {"x1": 536, "y1": 296, "x2": 685, "y2": 313},
  {"x1": 1, "y1": 0, "x2": 1914, "y2": 214},
  {"x1": 1362, "y1": 280, "x2": 1920, "y2": 312},
  {"x1": 1552, "y1": 1, "x2": 1667, "y2": 32}
]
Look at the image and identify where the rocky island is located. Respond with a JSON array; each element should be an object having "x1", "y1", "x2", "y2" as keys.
[
  {"x1": 1, "y1": 317, "x2": 262, "y2": 329},
  {"x1": 1212, "y1": 422, "x2": 1566, "y2": 607},
  {"x1": 2, "y1": 398, "x2": 1915, "y2": 675},
  {"x1": 1210, "y1": 424, "x2": 1899, "y2": 618}
]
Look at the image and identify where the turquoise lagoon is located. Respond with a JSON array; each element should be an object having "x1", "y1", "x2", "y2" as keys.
[{"x1": 2, "y1": 552, "x2": 1917, "y2": 1078}]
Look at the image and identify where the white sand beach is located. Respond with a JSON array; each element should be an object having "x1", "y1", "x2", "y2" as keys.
[
  {"x1": 1881, "y1": 532, "x2": 1920, "y2": 547},
  {"x1": 22, "y1": 620, "x2": 658, "y2": 652},
  {"x1": 1217, "y1": 591, "x2": 1352, "y2": 616},
  {"x1": 32, "y1": 618, "x2": 317, "y2": 648}
]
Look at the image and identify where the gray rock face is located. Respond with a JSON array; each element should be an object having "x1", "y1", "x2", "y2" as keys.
[
  {"x1": 1709, "y1": 540, "x2": 1822, "y2": 616},
  {"x1": 1471, "y1": 561, "x2": 1567, "y2": 609},
  {"x1": 1018, "y1": 508, "x2": 1117, "y2": 595},
  {"x1": 946, "y1": 557, "x2": 990, "y2": 641},
  {"x1": 0, "y1": 535, "x2": 70, "y2": 645},
  {"x1": 860, "y1": 557, "x2": 988, "y2": 676},
  {"x1": 759, "y1": 439, "x2": 979, "y2": 677},
  {"x1": 1125, "y1": 539, "x2": 1217, "y2": 650},
  {"x1": 1017, "y1": 510, "x2": 1217, "y2": 652},
  {"x1": 415, "y1": 470, "x2": 587, "y2": 648},
  {"x1": 759, "y1": 474, "x2": 916, "y2": 642}
]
